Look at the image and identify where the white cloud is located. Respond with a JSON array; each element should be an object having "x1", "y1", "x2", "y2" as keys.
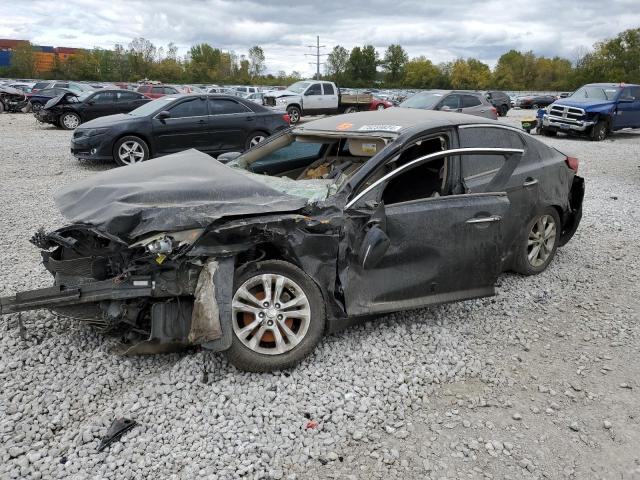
[{"x1": 1, "y1": 0, "x2": 639, "y2": 75}]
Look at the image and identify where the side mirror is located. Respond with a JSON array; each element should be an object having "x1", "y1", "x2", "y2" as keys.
[
  {"x1": 440, "y1": 105, "x2": 451, "y2": 111},
  {"x1": 217, "y1": 151, "x2": 242, "y2": 163},
  {"x1": 156, "y1": 110, "x2": 171, "y2": 120},
  {"x1": 358, "y1": 225, "x2": 390, "y2": 270}
]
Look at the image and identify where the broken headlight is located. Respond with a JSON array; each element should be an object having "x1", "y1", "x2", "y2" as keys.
[{"x1": 132, "y1": 228, "x2": 205, "y2": 255}]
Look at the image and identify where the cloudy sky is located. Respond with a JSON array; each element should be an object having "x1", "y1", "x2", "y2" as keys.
[{"x1": 1, "y1": 0, "x2": 638, "y2": 75}]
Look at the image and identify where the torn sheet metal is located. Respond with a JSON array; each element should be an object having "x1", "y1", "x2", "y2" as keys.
[
  {"x1": 189, "y1": 258, "x2": 223, "y2": 344},
  {"x1": 55, "y1": 149, "x2": 309, "y2": 238}
]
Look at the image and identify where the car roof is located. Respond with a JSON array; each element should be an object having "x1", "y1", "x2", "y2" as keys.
[
  {"x1": 295, "y1": 108, "x2": 499, "y2": 138},
  {"x1": 585, "y1": 82, "x2": 639, "y2": 87}
]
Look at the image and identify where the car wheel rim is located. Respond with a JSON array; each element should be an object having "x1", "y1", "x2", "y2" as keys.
[
  {"x1": 118, "y1": 141, "x2": 145, "y2": 164},
  {"x1": 62, "y1": 114, "x2": 79, "y2": 129},
  {"x1": 232, "y1": 273, "x2": 311, "y2": 356},
  {"x1": 250, "y1": 135, "x2": 266, "y2": 147},
  {"x1": 377, "y1": 105, "x2": 385, "y2": 110},
  {"x1": 527, "y1": 214, "x2": 557, "y2": 268},
  {"x1": 289, "y1": 110, "x2": 299, "y2": 122},
  {"x1": 32, "y1": 103, "x2": 41, "y2": 112}
]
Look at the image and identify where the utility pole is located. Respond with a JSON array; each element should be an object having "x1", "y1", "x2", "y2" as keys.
[{"x1": 305, "y1": 36, "x2": 327, "y2": 79}]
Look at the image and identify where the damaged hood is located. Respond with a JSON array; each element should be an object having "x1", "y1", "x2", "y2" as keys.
[
  {"x1": 44, "y1": 92, "x2": 77, "y2": 109},
  {"x1": 55, "y1": 149, "x2": 309, "y2": 239},
  {"x1": 263, "y1": 89, "x2": 299, "y2": 99}
]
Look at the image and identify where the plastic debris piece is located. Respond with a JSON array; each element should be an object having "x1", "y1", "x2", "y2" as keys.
[{"x1": 97, "y1": 418, "x2": 137, "y2": 452}]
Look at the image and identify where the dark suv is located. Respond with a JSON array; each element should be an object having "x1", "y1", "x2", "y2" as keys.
[{"x1": 485, "y1": 91, "x2": 511, "y2": 116}]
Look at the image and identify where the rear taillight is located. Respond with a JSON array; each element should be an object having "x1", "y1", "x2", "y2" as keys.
[
  {"x1": 565, "y1": 156, "x2": 579, "y2": 172},
  {"x1": 490, "y1": 107, "x2": 497, "y2": 114},
  {"x1": 282, "y1": 113, "x2": 291, "y2": 124}
]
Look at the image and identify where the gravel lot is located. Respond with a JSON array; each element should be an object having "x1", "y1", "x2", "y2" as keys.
[{"x1": 0, "y1": 109, "x2": 639, "y2": 480}]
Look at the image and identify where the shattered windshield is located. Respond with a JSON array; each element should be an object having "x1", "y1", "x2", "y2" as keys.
[
  {"x1": 228, "y1": 133, "x2": 384, "y2": 202},
  {"x1": 571, "y1": 86, "x2": 621, "y2": 101}
]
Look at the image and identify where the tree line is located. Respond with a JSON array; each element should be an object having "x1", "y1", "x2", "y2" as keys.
[{"x1": 2, "y1": 28, "x2": 639, "y2": 91}]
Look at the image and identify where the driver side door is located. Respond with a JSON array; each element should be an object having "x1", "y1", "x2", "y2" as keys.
[
  {"x1": 342, "y1": 147, "x2": 521, "y2": 317},
  {"x1": 302, "y1": 83, "x2": 324, "y2": 113}
]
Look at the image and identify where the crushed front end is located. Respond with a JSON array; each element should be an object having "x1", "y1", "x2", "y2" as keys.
[{"x1": 0, "y1": 225, "x2": 232, "y2": 353}]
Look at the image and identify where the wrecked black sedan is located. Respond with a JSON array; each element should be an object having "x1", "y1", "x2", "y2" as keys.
[
  {"x1": 35, "y1": 89, "x2": 150, "y2": 130},
  {"x1": 0, "y1": 109, "x2": 584, "y2": 372}
]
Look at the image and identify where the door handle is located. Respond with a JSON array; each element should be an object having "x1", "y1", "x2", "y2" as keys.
[
  {"x1": 246, "y1": 116, "x2": 255, "y2": 121},
  {"x1": 523, "y1": 178, "x2": 538, "y2": 187},
  {"x1": 466, "y1": 215, "x2": 501, "y2": 224}
]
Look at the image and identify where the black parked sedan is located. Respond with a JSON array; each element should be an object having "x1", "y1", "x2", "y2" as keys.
[
  {"x1": 1, "y1": 109, "x2": 584, "y2": 372},
  {"x1": 36, "y1": 89, "x2": 150, "y2": 130},
  {"x1": 516, "y1": 95, "x2": 557, "y2": 109},
  {"x1": 70, "y1": 94, "x2": 291, "y2": 166}
]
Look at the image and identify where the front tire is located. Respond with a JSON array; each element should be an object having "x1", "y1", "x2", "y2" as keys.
[
  {"x1": 513, "y1": 207, "x2": 561, "y2": 275},
  {"x1": 590, "y1": 120, "x2": 608, "y2": 141},
  {"x1": 113, "y1": 136, "x2": 149, "y2": 166},
  {"x1": 225, "y1": 260, "x2": 326, "y2": 372},
  {"x1": 286, "y1": 106, "x2": 301, "y2": 124},
  {"x1": 60, "y1": 112, "x2": 81, "y2": 130},
  {"x1": 31, "y1": 101, "x2": 43, "y2": 113},
  {"x1": 376, "y1": 104, "x2": 386, "y2": 111}
]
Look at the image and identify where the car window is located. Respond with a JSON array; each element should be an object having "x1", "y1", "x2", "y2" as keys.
[
  {"x1": 90, "y1": 91, "x2": 116, "y2": 104},
  {"x1": 379, "y1": 136, "x2": 450, "y2": 205},
  {"x1": 306, "y1": 83, "x2": 322, "y2": 95},
  {"x1": 151, "y1": 87, "x2": 164, "y2": 94},
  {"x1": 33, "y1": 82, "x2": 49, "y2": 90},
  {"x1": 117, "y1": 91, "x2": 142, "y2": 101},
  {"x1": 208, "y1": 98, "x2": 251, "y2": 114},
  {"x1": 323, "y1": 83, "x2": 335, "y2": 95},
  {"x1": 459, "y1": 126, "x2": 525, "y2": 191},
  {"x1": 137, "y1": 86, "x2": 150, "y2": 93},
  {"x1": 164, "y1": 87, "x2": 178, "y2": 94},
  {"x1": 168, "y1": 98, "x2": 207, "y2": 117},
  {"x1": 53, "y1": 83, "x2": 68, "y2": 88},
  {"x1": 461, "y1": 95, "x2": 482, "y2": 108},
  {"x1": 620, "y1": 87, "x2": 640, "y2": 100},
  {"x1": 440, "y1": 95, "x2": 460, "y2": 109}
]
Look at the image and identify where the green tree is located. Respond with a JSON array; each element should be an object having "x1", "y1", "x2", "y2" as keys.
[
  {"x1": 383, "y1": 44, "x2": 408, "y2": 84},
  {"x1": 403, "y1": 56, "x2": 440, "y2": 88},
  {"x1": 9, "y1": 42, "x2": 37, "y2": 78},
  {"x1": 575, "y1": 28, "x2": 640, "y2": 84},
  {"x1": 348, "y1": 45, "x2": 378, "y2": 85},
  {"x1": 325, "y1": 45, "x2": 350, "y2": 84},
  {"x1": 248, "y1": 46, "x2": 266, "y2": 78},
  {"x1": 450, "y1": 58, "x2": 491, "y2": 89}
]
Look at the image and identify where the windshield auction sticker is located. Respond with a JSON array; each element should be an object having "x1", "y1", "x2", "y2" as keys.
[{"x1": 358, "y1": 125, "x2": 403, "y2": 132}]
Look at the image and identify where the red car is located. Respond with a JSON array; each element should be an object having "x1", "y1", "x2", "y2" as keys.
[
  {"x1": 136, "y1": 84, "x2": 180, "y2": 99},
  {"x1": 369, "y1": 97, "x2": 394, "y2": 111}
]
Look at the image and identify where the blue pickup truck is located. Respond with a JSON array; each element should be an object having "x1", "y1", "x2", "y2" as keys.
[{"x1": 541, "y1": 83, "x2": 640, "y2": 140}]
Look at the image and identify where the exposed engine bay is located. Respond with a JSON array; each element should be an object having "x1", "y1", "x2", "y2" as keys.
[{"x1": 0, "y1": 86, "x2": 28, "y2": 113}]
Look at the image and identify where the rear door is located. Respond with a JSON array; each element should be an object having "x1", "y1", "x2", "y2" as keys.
[
  {"x1": 207, "y1": 97, "x2": 254, "y2": 154},
  {"x1": 83, "y1": 91, "x2": 116, "y2": 120},
  {"x1": 151, "y1": 96, "x2": 209, "y2": 154},
  {"x1": 321, "y1": 83, "x2": 339, "y2": 112},
  {"x1": 460, "y1": 94, "x2": 492, "y2": 118},
  {"x1": 342, "y1": 146, "x2": 518, "y2": 316},
  {"x1": 115, "y1": 91, "x2": 148, "y2": 113}
]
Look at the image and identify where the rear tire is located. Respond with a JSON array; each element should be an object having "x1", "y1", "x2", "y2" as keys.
[
  {"x1": 245, "y1": 131, "x2": 268, "y2": 150},
  {"x1": 343, "y1": 106, "x2": 357, "y2": 114},
  {"x1": 499, "y1": 104, "x2": 509, "y2": 117},
  {"x1": 286, "y1": 106, "x2": 301, "y2": 124},
  {"x1": 513, "y1": 207, "x2": 561, "y2": 275},
  {"x1": 225, "y1": 260, "x2": 326, "y2": 372},
  {"x1": 113, "y1": 136, "x2": 149, "y2": 166},
  {"x1": 31, "y1": 101, "x2": 43, "y2": 113},
  {"x1": 541, "y1": 127, "x2": 557, "y2": 137}
]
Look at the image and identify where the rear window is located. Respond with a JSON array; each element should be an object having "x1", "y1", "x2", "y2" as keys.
[
  {"x1": 33, "y1": 82, "x2": 50, "y2": 90},
  {"x1": 209, "y1": 98, "x2": 250, "y2": 114},
  {"x1": 461, "y1": 95, "x2": 482, "y2": 108}
]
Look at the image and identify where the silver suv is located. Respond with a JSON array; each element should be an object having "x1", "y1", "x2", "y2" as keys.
[{"x1": 399, "y1": 90, "x2": 498, "y2": 119}]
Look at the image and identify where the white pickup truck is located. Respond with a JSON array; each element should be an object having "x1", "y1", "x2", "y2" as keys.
[{"x1": 263, "y1": 80, "x2": 372, "y2": 124}]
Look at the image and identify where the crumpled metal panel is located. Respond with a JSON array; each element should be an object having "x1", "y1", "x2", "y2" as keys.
[
  {"x1": 54, "y1": 149, "x2": 309, "y2": 239},
  {"x1": 189, "y1": 258, "x2": 223, "y2": 344}
]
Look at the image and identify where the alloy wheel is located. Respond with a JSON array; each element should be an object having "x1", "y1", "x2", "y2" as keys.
[
  {"x1": 232, "y1": 273, "x2": 311, "y2": 355},
  {"x1": 62, "y1": 113, "x2": 80, "y2": 129},
  {"x1": 527, "y1": 214, "x2": 557, "y2": 267},
  {"x1": 376, "y1": 104, "x2": 386, "y2": 110},
  {"x1": 118, "y1": 141, "x2": 145, "y2": 164},
  {"x1": 288, "y1": 110, "x2": 300, "y2": 123},
  {"x1": 249, "y1": 135, "x2": 266, "y2": 147}
]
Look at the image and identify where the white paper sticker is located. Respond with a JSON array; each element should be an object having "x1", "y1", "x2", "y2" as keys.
[{"x1": 358, "y1": 124, "x2": 403, "y2": 132}]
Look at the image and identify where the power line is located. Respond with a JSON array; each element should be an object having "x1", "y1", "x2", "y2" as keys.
[{"x1": 305, "y1": 35, "x2": 327, "y2": 79}]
